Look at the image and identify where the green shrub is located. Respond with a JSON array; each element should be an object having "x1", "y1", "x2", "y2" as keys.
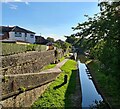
[{"x1": 26, "y1": 44, "x2": 35, "y2": 51}]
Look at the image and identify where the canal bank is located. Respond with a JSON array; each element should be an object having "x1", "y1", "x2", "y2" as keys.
[
  {"x1": 32, "y1": 59, "x2": 82, "y2": 108},
  {"x1": 86, "y1": 60, "x2": 120, "y2": 109},
  {"x1": 77, "y1": 55, "x2": 112, "y2": 109},
  {"x1": 78, "y1": 60, "x2": 110, "y2": 109},
  {"x1": 86, "y1": 62, "x2": 111, "y2": 109}
]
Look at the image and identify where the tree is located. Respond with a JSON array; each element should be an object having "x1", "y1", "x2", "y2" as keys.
[
  {"x1": 72, "y1": 2, "x2": 120, "y2": 80},
  {"x1": 54, "y1": 39, "x2": 71, "y2": 52},
  {"x1": 65, "y1": 35, "x2": 76, "y2": 45},
  {"x1": 47, "y1": 37, "x2": 54, "y2": 43}
]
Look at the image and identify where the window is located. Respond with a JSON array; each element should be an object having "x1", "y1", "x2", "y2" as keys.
[
  {"x1": 15, "y1": 32, "x2": 21, "y2": 34},
  {"x1": 15, "y1": 35, "x2": 21, "y2": 37},
  {"x1": 30, "y1": 34, "x2": 34, "y2": 38},
  {"x1": 15, "y1": 32, "x2": 22, "y2": 37}
]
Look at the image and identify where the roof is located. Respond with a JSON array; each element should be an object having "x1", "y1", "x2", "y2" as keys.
[
  {"x1": 0, "y1": 26, "x2": 13, "y2": 33},
  {"x1": 46, "y1": 42, "x2": 53, "y2": 46},
  {"x1": 35, "y1": 35, "x2": 48, "y2": 44},
  {"x1": 0, "y1": 26, "x2": 35, "y2": 34},
  {"x1": 11, "y1": 26, "x2": 35, "y2": 34}
]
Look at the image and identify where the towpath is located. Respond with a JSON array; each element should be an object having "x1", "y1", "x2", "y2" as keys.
[{"x1": 40, "y1": 59, "x2": 68, "y2": 74}]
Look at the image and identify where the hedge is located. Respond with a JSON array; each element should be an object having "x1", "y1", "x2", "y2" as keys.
[{"x1": 1, "y1": 43, "x2": 46, "y2": 56}]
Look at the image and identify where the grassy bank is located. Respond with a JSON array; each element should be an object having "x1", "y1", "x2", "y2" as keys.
[
  {"x1": 41, "y1": 64, "x2": 56, "y2": 71},
  {"x1": 2, "y1": 43, "x2": 46, "y2": 56},
  {"x1": 32, "y1": 59, "x2": 81, "y2": 108},
  {"x1": 79, "y1": 55, "x2": 120, "y2": 108},
  {"x1": 41, "y1": 57, "x2": 65, "y2": 71},
  {"x1": 59, "y1": 56, "x2": 65, "y2": 62}
]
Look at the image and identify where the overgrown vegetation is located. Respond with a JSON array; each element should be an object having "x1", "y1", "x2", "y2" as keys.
[
  {"x1": 67, "y1": 1, "x2": 120, "y2": 108},
  {"x1": 19, "y1": 86, "x2": 26, "y2": 92},
  {"x1": 1, "y1": 43, "x2": 46, "y2": 56},
  {"x1": 71, "y1": 2, "x2": 120, "y2": 80},
  {"x1": 46, "y1": 36, "x2": 72, "y2": 52},
  {"x1": 54, "y1": 40, "x2": 72, "y2": 53},
  {"x1": 32, "y1": 60, "x2": 78, "y2": 108},
  {"x1": 79, "y1": 54, "x2": 120, "y2": 108},
  {"x1": 88, "y1": 60, "x2": 120, "y2": 108}
]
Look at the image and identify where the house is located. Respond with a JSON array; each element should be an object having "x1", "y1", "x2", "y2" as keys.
[
  {"x1": 0, "y1": 26, "x2": 35, "y2": 43},
  {"x1": 35, "y1": 35, "x2": 48, "y2": 45}
]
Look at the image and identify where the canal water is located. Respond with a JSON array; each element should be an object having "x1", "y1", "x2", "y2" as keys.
[{"x1": 78, "y1": 60, "x2": 103, "y2": 108}]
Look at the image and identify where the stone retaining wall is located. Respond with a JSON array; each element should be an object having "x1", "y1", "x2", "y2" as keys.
[
  {"x1": 0, "y1": 50, "x2": 64, "y2": 107},
  {"x1": 1, "y1": 50, "x2": 55, "y2": 75},
  {"x1": 1, "y1": 83, "x2": 51, "y2": 107},
  {"x1": 2, "y1": 72, "x2": 60, "y2": 99}
]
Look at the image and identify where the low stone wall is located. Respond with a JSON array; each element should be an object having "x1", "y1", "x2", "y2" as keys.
[
  {"x1": 1, "y1": 82, "x2": 51, "y2": 107},
  {"x1": 1, "y1": 50, "x2": 55, "y2": 75},
  {"x1": 0, "y1": 50, "x2": 64, "y2": 107},
  {"x1": 2, "y1": 72, "x2": 60, "y2": 99}
]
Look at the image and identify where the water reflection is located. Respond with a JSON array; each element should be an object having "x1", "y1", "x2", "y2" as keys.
[
  {"x1": 89, "y1": 100, "x2": 108, "y2": 109},
  {"x1": 78, "y1": 61, "x2": 103, "y2": 108}
]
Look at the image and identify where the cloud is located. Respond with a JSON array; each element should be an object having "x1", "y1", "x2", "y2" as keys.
[
  {"x1": 2, "y1": 0, "x2": 29, "y2": 6},
  {"x1": 25, "y1": 2, "x2": 29, "y2": 5},
  {"x1": 42, "y1": 34, "x2": 66, "y2": 41},
  {"x1": 14, "y1": 0, "x2": 22, "y2": 1},
  {"x1": 2, "y1": 0, "x2": 21, "y2": 2},
  {"x1": 9, "y1": 4, "x2": 18, "y2": 10}
]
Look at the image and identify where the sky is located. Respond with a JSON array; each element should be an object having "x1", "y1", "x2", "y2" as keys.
[{"x1": 1, "y1": 2, "x2": 100, "y2": 41}]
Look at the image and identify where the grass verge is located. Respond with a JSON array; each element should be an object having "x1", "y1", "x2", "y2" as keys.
[
  {"x1": 88, "y1": 60, "x2": 120, "y2": 108},
  {"x1": 41, "y1": 56, "x2": 65, "y2": 71},
  {"x1": 41, "y1": 64, "x2": 56, "y2": 71},
  {"x1": 32, "y1": 59, "x2": 80, "y2": 108},
  {"x1": 59, "y1": 56, "x2": 65, "y2": 62}
]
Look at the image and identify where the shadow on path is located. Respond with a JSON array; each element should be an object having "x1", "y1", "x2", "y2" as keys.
[{"x1": 65, "y1": 69, "x2": 82, "y2": 108}]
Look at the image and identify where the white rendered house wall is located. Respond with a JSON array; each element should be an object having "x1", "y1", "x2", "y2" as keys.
[
  {"x1": 9, "y1": 32, "x2": 25, "y2": 41},
  {"x1": 26, "y1": 33, "x2": 35, "y2": 43},
  {"x1": 9, "y1": 32, "x2": 35, "y2": 43}
]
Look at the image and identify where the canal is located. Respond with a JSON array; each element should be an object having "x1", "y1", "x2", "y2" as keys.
[{"x1": 78, "y1": 60, "x2": 107, "y2": 108}]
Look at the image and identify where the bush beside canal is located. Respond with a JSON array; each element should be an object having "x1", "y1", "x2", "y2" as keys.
[
  {"x1": 32, "y1": 59, "x2": 81, "y2": 108},
  {"x1": 79, "y1": 54, "x2": 120, "y2": 109},
  {"x1": 88, "y1": 60, "x2": 120, "y2": 108}
]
